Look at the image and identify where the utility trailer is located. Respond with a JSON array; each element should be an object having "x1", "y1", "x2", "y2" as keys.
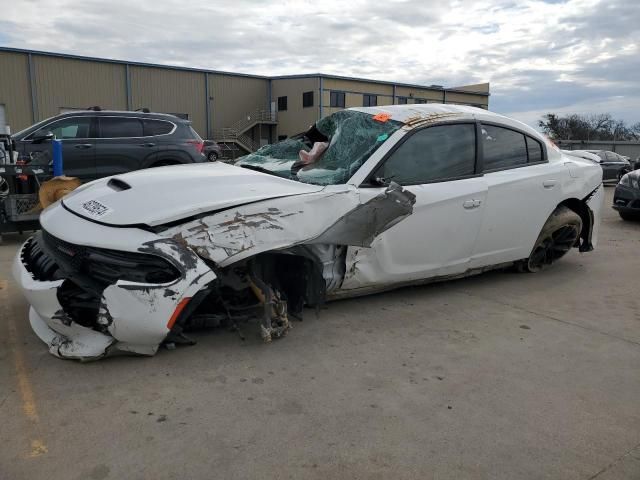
[{"x1": 0, "y1": 134, "x2": 51, "y2": 235}]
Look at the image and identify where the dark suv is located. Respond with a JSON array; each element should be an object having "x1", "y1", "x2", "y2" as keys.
[{"x1": 12, "y1": 109, "x2": 206, "y2": 180}]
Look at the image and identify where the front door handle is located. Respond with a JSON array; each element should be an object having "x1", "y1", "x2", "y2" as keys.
[
  {"x1": 74, "y1": 144, "x2": 92, "y2": 149},
  {"x1": 543, "y1": 179, "x2": 557, "y2": 189},
  {"x1": 463, "y1": 199, "x2": 482, "y2": 209},
  {"x1": 140, "y1": 142, "x2": 155, "y2": 147}
]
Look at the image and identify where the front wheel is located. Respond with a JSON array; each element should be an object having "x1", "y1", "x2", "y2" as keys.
[
  {"x1": 518, "y1": 206, "x2": 582, "y2": 273},
  {"x1": 208, "y1": 152, "x2": 218, "y2": 161}
]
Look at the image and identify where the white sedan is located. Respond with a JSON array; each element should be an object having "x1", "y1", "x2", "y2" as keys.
[{"x1": 14, "y1": 105, "x2": 604, "y2": 360}]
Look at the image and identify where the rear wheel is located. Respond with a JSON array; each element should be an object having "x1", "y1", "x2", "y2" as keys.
[
  {"x1": 518, "y1": 206, "x2": 582, "y2": 273},
  {"x1": 208, "y1": 152, "x2": 218, "y2": 161}
]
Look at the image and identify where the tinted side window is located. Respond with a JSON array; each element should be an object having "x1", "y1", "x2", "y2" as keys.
[
  {"x1": 144, "y1": 119, "x2": 173, "y2": 136},
  {"x1": 526, "y1": 136, "x2": 543, "y2": 163},
  {"x1": 482, "y1": 125, "x2": 527, "y2": 171},
  {"x1": 100, "y1": 117, "x2": 143, "y2": 138},
  {"x1": 377, "y1": 124, "x2": 476, "y2": 185},
  {"x1": 36, "y1": 117, "x2": 91, "y2": 139}
]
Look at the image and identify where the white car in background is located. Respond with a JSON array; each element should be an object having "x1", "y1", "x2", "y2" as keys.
[
  {"x1": 14, "y1": 105, "x2": 604, "y2": 360},
  {"x1": 562, "y1": 149, "x2": 601, "y2": 164}
]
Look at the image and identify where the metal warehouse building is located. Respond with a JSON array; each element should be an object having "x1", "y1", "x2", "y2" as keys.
[{"x1": 0, "y1": 47, "x2": 490, "y2": 154}]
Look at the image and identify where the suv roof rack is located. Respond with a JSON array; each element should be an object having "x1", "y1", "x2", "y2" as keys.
[
  {"x1": 86, "y1": 106, "x2": 102, "y2": 111},
  {"x1": 135, "y1": 107, "x2": 151, "y2": 113}
]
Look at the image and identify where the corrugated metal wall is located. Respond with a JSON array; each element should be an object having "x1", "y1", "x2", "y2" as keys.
[
  {"x1": 272, "y1": 77, "x2": 319, "y2": 138},
  {"x1": 129, "y1": 66, "x2": 207, "y2": 136},
  {"x1": 33, "y1": 55, "x2": 127, "y2": 120},
  {"x1": 209, "y1": 74, "x2": 269, "y2": 135},
  {"x1": 0, "y1": 52, "x2": 34, "y2": 131},
  {"x1": 0, "y1": 49, "x2": 490, "y2": 141}
]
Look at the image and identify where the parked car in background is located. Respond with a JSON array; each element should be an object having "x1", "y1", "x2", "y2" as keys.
[
  {"x1": 562, "y1": 150, "x2": 601, "y2": 164},
  {"x1": 12, "y1": 109, "x2": 206, "y2": 181},
  {"x1": 203, "y1": 140, "x2": 222, "y2": 161},
  {"x1": 583, "y1": 150, "x2": 631, "y2": 182},
  {"x1": 633, "y1": 155, "x2": 640, "y2": 170},
  {"x1": 613, "y1": 169, "x2": 640, "y2": 221},
  {"x1": 13, "y1": 104, "x2": 604, "y2": 360}
]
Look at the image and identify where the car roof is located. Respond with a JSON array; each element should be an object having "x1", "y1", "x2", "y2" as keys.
[
  {"x1": 56, "y1": 110, "x2": 188, "y2": 122},
  {"x1": 350, "y1": 104, "x2": 542, "y2": 139}
]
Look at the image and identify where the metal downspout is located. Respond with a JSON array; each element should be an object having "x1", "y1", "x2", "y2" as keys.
[
  {"x1": 205, "y1": 73, "x2": 211, "y2": 139},
  {"x1": 319, "y1": 76, "x2": 323, "y2": 120}
]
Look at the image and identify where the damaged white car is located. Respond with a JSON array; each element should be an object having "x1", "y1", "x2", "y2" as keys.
[{"x1": 13, "y1": 105, "x2": 604, "y2": 360}]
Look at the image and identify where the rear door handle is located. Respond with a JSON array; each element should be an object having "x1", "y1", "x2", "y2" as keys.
[
  {"x1": 140, "y1": 142, "x2": 155, "y2": 147},
  {"x1": 543, "y1": 180, "x2": 556, "y2": 189},
  {"x1": 74, "y1": 144, "x2": 92, "y2": 149},
  {"x1": 463, "y1": 199, "x2": 482, "y2": 209}
]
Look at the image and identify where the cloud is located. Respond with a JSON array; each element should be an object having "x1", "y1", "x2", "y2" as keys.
[{"x1": 0, "y1": 0, "x2": 638, "y2": 129}]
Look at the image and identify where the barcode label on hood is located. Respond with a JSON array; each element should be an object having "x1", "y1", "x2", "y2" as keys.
[{"x1": 81, "y1": 200, "x2": 112, "y2": 218}]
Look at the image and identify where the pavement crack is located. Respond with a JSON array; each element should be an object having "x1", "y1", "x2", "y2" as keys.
[
  {"x1": 460, "y1": 291, "x2": 640, "y2": 348},
  {"x1": 585, "y1": 441, "x2": 640, "y2": 480}
]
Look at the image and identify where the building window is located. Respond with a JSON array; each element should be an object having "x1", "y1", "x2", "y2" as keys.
[
  {"x1": 397, "y1": 97, "x2": 408, "y2": 105},
  {"x1": 302, "y1": 91, "x2": 314, "y2": 108},
  {"x1": 363, "y1": 94, "x2": 377, "y2": 107},
  {"x1": 330, "y1": 91, "x2": 345, "y2": 108},
  {"x1": 278, "y1": 96, "x2": 288, "y2": 111},
  {"x1": 414, "y1": 99, "x2": 427, "y2": 104}
]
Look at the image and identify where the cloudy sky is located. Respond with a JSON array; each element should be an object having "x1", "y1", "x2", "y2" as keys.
[{"x1": 1, "y1": 0, "x2": 638, "y2": 129}]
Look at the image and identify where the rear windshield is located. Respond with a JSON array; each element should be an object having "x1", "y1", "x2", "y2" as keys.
[
  {"x1": 236, "y1": 110, "x2": 401, "y2": 185},
  {"x1": 189, "y1": 126, "x2": 203, "y2": 141}
]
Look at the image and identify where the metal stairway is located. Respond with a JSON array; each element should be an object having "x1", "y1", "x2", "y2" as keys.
[{"x1": 213, "y1": 108, "x2": 277, "y2": 158}]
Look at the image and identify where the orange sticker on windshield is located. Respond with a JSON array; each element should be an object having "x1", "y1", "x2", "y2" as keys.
[{"x1": 372, "y1": 113, "x2": 392, "y2": 123}]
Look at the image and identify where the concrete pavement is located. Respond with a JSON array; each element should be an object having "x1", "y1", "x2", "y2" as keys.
[{"x1": 1, "y1": 186, "x2": 639, "y2": 479}]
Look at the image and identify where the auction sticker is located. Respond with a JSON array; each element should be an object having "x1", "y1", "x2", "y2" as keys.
[{"x1": 81, "y1": 199, "x2": 113, "y2": 218}]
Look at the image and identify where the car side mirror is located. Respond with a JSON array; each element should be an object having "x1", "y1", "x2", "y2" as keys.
[{"x1": 31, "y1": 131, "x2": 55, "y2": 143}]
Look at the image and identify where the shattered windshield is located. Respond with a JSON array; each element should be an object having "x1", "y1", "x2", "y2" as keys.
[{"x1": 236, "y1": 110, "x2": 402, "y2": 185}]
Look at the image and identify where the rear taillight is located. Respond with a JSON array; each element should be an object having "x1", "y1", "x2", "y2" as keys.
[{"x1": 187, "y1": 140, "x2": 204, "y2": 153}]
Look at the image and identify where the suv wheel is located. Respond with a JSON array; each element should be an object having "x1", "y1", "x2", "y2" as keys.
[{"x1": 208, "y1": 152, "x2": 218, "y2": 161}]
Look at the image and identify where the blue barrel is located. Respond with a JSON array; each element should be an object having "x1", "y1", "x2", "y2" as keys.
[{"x1": 52, "y1": 139, "x2": 63, "y2": 176}]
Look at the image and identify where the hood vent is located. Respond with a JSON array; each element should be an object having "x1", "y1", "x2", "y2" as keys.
[{"x1": 107, "y1": 178, "x2": 131, "y2": 191}]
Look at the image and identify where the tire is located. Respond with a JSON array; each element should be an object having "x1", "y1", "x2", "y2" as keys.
[
  {"x1": 619, "y1": 211, "x2": 639, "y2": 221},
  {"x1": 518, "y1": 206, "x2": 582, "y2": 273},
  {"x1": 207, "y1": 152, "x2": 218, "y2": 161}
]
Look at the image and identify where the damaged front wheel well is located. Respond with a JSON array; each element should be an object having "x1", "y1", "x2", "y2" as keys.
[{"x1": 252, "y1": 250, "x2": 328, "y2": 314}]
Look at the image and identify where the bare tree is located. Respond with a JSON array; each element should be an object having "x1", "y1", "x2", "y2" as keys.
[{"x1": 539, "y1": 113, "x2": 638, "y2": 141}]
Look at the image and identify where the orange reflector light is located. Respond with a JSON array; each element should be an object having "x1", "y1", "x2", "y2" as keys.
[{"x1": 167, "y1": 297, "x2": 191, "y2": 329}]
